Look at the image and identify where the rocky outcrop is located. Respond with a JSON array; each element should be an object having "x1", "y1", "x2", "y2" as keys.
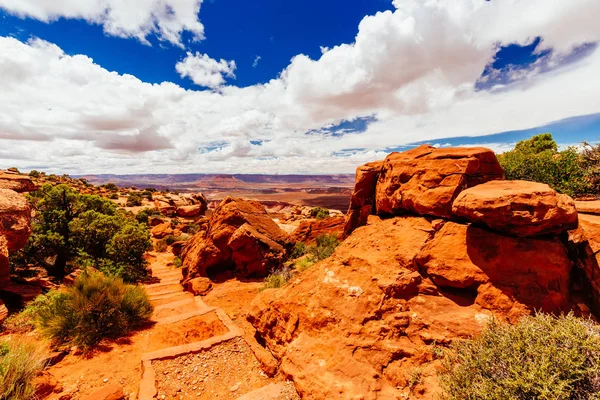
[
  {"x1": 249, "y1": 146, "x2": 600, "y2": 400},
  {"x1": 0, "y1": 189, "x2": 32, "y2": 251},
  {"x1": 344, "y1": 145, "x2": 503, "y2": 236},
  {"x1": 0, "y1": 171, "x2": 37, "y2": 193},
  {"x1": 290, "y1": 216, "x2": 345, "y2": 244},
  {"x1": 453, "y1": 180, "x2": 578, "y2": 237},
  {"x1": 154, "y1": 193, "x2": 207, "y2": 217},
  {"x1": 151, "y1": 222, "x2": 173, "y2": 239},
  {"x1": 181, "y1": 197, "x2": 293, "y2": 279}
]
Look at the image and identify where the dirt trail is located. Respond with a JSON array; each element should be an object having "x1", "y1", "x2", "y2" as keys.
[{"x1": 139, "y1": 251, "x2": 300, "y2": 400}]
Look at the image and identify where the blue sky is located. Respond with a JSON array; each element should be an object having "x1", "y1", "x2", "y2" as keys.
[{"x1": 0, "y1": 0, "x2": 599, "y2": 174}]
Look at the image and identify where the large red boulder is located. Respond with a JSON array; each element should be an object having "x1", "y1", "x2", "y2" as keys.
[
  {"x1": 182, "y1": 197, "x2": 292, "y2": 279},
  {"x1": 176, "y1": 204, "x2": 204, "y2": 218},
  {"x1": 0, "y1": 189, "x2": 32, "y2": 252},
  {"x1": 343, "y1": 145, "x2": 503, "y2": 235},
  {"x1": 291, "y1": 216, "x2": 345, "y2": 244},
  {"x1": 452, "y1": 180, "x2": 578, "y2": 236}
]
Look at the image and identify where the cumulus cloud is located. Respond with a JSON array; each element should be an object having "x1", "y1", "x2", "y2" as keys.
[
  {"x1": 176, "y1": 52, "x2": 237, "y2": 89},
  {"x1": 0, "y1": 0, "x2": 599, "y2": 174},
  {"x1": 0, "y1": 0, "x2": 204, "y2": 46}
]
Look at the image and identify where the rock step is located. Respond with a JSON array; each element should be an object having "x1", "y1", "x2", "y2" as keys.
[
  {"x1": 152, "y1": 271, "x2": 182, "y2": 280},
  {"x1": 152, "y1": 298, "x2": 202, "y2": 320},
  {"x1": 149, "y1": 292, "x2": 193, "y2": 307},
  {"x1": 236, "y1": 383, "x2": 288, "y2": 400},
  {"x1": 145, "y1": 282, "x2": 183, "y2": 295}
]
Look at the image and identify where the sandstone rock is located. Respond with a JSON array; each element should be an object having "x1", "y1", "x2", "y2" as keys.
[
  {"x1": 185, "y1": 277, "x2": 213, "y2": 296},
  {"x1": 151, "y1": 222, "x2": 173, "y2": 239},
  {"x1": 452, "y1": 180, "x2": 578, "y2": 237},
  {"x1": 416, "y1": 222, "x2": 572, "y2": 315},
  {"x1": 248, "y1": 217, "x2": 486, "y2": 400},
  {"x1": 343, "y1": 161, "x2": 382, "y2": 237},
  {"x1": 171, "y1": 241, "x2": 186, "y2": 257},
  {"x1": 176, "y1": 204, "x2": 204, "y2": 218},
  {"x1": 34, "y1": 371, "x2": 63, "y2": 399},
  {"x1": 375, "y1": 145, "x2": 503, "y2": 219},
  {"x1": 575, "y1": 200, "x2": 600, "y2": 215},
  {"x1": 290, "y1": 216, "x2": 345, "y2": 244},
  {"x1": 0, "y1": 188, "x2": 32, "y2": 251},
  {"x1": 148, "y1": 216, "x2": 164, "y2": 227},
  {"x1": 81, "y1": 384, "x2": 125, "y2": 400},
  {"x1": 182, "y1": 197, "x2": 292, "y2": 279},
  {"x1": 0, "y1": 237, "x2": 9, "y2": 289},
  {"x1": 0, "y1": 172, "x2": 37, "y2": 192},
  {"x1": 0, "y1": 299, "x2": 7, "y2": 323}
]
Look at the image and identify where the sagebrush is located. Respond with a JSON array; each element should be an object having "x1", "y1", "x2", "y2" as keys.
[
  {"x1": 28, "y1": 272, "x2": 153, "y2": 349},
  {"x1": 439, "y1": 313, "x2": 600, "y2": 400},
  {"x1": 0, "y1": 339, "x2": 47, "y2": 400}
]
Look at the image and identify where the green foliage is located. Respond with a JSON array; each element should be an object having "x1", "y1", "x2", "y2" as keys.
[
  {"x1": 186, "y1": 222, "x2": 200, "y2": 235},
  {"x1": 28, "y1": 273, "x2": 152, "y2": 349},
  {"x1": 141, "y1": 190, "x2": 153, "y2": 201},
  {"x1": 164, "y1": 234, "x2": 191, "y2": 246},
  {"x1": 7, "y1": 167, "x2": 20, "y2": 173},
  {"x1": 20, "y1": 184, "x2": 151, "y2": 281},
  {"x1": 108, "y1": 193, "x2": 119, "y2": 200},
  {"x1": 28, "y1": 170, "x2": 40, "y2": 178},
  {"x1": 261, "y1": 266, "x2": 294, "y2": 290},
  {"x1": 173, "y1": 257, "x2": 182, "y2": 268},
  {"x1": 0, "y1": 339, "x2": 47, "y2": 400},
  {"x1": 102, "y1": 182, "x2": 118, "y2": 192},
  {"x1": 310, "y1": 207, "x2": 330, "y2": 220},
  {"x1": 154, "y1": 239, "x2": 168, "y2": 252},
  {"x1": 291, "y1": 242, "x2": 307, "y2": 259},
  {"x1": 439, "y1": 313, "x2": 600, "y2": 400},
  {"x1": 135, "y1": 207, "x2": 162, "y2": 225},
  {"x1": 126, "y1": 192, "x2": 143, "y2": 207},
  {"x1": 310, "y1": 234, "x2": 340, "y2": 261},
  {"x1": 293, "y1": 257, "x2": 315, "y2": 273},
  {"x1": 498, "y1": 133, "x2": 597, "y2": 197}
]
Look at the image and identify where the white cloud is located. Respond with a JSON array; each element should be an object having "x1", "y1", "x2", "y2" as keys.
[
  {"x1": 253, "y1": 55, "x2": 261, "y2": 68},
  {"x1": 0, "y1": 0, "x2": 204, "y2": 46},
  {"x1": 176, "y1": 52, "x2": 236, "y2": 89},
  {"x1": 0, "y1": 0, "x2": 599, "y2": 174}
]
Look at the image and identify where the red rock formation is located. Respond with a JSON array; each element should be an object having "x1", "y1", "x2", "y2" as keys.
[
  {"x1": 290, "y1": 216, "x2": 345, "y2": 244},
  {"x1": 176, "y1": 204, "x2": 204, "y2": 218},
  {"x1": 151, "y1": 222, "x2": 173, "y2": 239},
  {"x1": 0, "y1": 188, "x2": 32, "y2": 252},
  {"x1": 452, "y1": 180, "x2": 578, "y2": 236},
  {"x1": 181, "y1": 197, "x2": 292, "y2": 279},
  {"x1": 0, "y1": 172, "x2": 38, "y2": 193},
  {"x1": 344, "y1": 145, "x2": 503, "y2": 236}
]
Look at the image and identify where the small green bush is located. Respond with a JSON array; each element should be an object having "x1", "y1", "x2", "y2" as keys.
[
  {"x1": 310, "y1": 234, "x2": 339, "y2": 261},
  {"x1": 0, "y1": 339, "x2": 47, "y2": 400},
  {"x1": 108, "y1": 193, "x2": 119, "y2": 200},
  {"x1": 309, "y1": 207, "x2": 330, "y2": 220},
  {"x1": 102, "y1": 183, "x2": 118, "y2": 192},
  {"x1": 135, "y1": 207, "x2": 161, "y2": 225},
  {"x1": 173, "y1": 257, "x2": 182, "y2": 268},
  {"x1": 261, "y1": 266, "x2": 294, "y2": 290},
  {"x1": 293, "y1": 257, "x2": 315, "y2": 273},
  {"x1": 439, "y1": 313, "x2": 600, "y2": 400},
  {"x1": 28, "y1": 170, "x2": 40, "y2": 179},
  {"x1": 291, "y1": 242, "x2": 307, "y2": 259},
  {"x1": 154, "y1": 239, "x2": 168, "y2": 252},
  {"x1": 29, "y1": 273, "x2": 153, "y2": 349},
  {"x1": 126, "y1": 192, "x2": 143, "y2": 207},
  {"x1": 164, "y1": 234, "x2": 191, "y2": 245}
]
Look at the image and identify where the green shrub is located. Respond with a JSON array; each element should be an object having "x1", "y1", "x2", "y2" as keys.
[
  {"x1": 135, "y1": 207, "x2": 161, "y2": 225},
  {"x1": 186, "y1": 222, "x2": 200, "y2": 235},
  {"x1": 108, "y1": 193, "x2": 119, "y2": 200},
  {"x1": 102, "y1": 183, "x2": 118, "y2": 192},
  {"x1": 140, "y1": 190, "x2": 153, "y2": 201},
  {"x1": 309, "y1": 234, "x2": 339, "y2": 261},
  {"x1": 154, "y1": 239, "x2": 168, "y2": 252},
  {"x1": 291, "y1": 242, "x2": 307, "y2": 259},
  {"x1": 164, "y1": 234, "x2": 191, "y2": 246},
  {"x1": 498, "y1": 133, "x2": 597, "y2": 197},
  {"x1": 29, "y1": 273, "x2": 152, "y2": 349},
  {"x1": 28, "y1": 170, "x2": 40, "y2": 179},
  {"x1": 261, "y1": 266, "x2": 294, "y2": 290},
  {"x1": 173, "y1": 257, "x2": 182, "y2": 268},
  {"x1": 439, "y1": 313, "x2": 600, "y2": 400},
  {"x1": 0, "y1": 339, "x2": 47, "y2": 400},
  {"x1": 293, "y1": 257, "x2": 315, "y2": 273},
  {"x1": 126, "y1": 192, "x2": 143, "y2": 207},
  {"x1": 309, "y1": 207, "x2": 330, "y2": 220}
]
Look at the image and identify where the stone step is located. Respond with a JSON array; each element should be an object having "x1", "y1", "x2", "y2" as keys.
[
  {"x1": 152, "y1": 270, "x2": 182, "y2": 280},
  {"x1": 152, "y1": 298, "x2": 200, "y2": 319},
  {"x1": 236, "y1": 383, "x2": 288, "y2": 400},
  {"x1": 145, "y1": 282, "x2": 183, "y2": 295},
  {"x1": 149, "y1": 292, "x2": 193, "y2": 307}
]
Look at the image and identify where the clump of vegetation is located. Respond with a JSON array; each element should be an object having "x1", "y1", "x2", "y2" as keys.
[
  {"x1": 498, "y1": 133, "x2": 600, "y2": 197},
  {"x1": 126, "y1": 192, "x2": 143, "y2": 207},
  {"x1": 0, "y1": 339, "x2": 47, "y2": 400},
  {"x1": 15, "y1": 184, "x2": 152, "y2": 282},
  {"x1": 135, "y1": 207, "x2": 162, "y2": 225},
  {"x1": 141, "y1": 190, "x2": 153, "y2": 201},
  {"x1": 7, "y1": 167, "x2": 20, "y2": 173},
  {"x1": 173, "y1": 257, "x2": 182, "y2": 268},
  {"x1": 439, "y1": 313, "x2": 600, "y2": 400},
  {"x1": 28, "y1": 170, "x2": 40, "y2": 178},
  {"x1": 101, "y1": 182, "x2": 118, "y2": 192},
  {"x1": 108, "y1": 192, "x2": 119, "y2": 199},
  {"x1": 310, "y1": 207, "x2": 330, "y2": 220},
  {"x1": 261, "y1": 234, "x2": 340, "y2": 290},
  {"x1": 164, "y1": 234, "x2": 191, "y2": 245},
  {"x1": 154, "y1": 240, "x2": 168, "y2": 252},
  {"x1": 27, "y1": 273, "x2": 152, "y2": 350}
]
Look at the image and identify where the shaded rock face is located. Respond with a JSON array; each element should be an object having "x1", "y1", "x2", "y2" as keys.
[
  {"x1": 453, "y1": 180, "x2": 578, "y2": 237},
  {"x1": 344, "y1": 145, "x2": 503, "y2": 236},
  {"x1": 0, "y1": 172, "x2": 37, "y2": 193},
  {"x1": 181, "y1": 197, "x2": 293, "y2": 280},
  {"x1": 154, "y1": 193, "x2": 207, "y2": 217},
  {"x1": 249, "y1": 147, "x2": 600, "y2": 400},
  {"x1": 290, "y1": 216, "x2": 345, "y2": 244},
  {"x1": 0, "y1": 189, "x2": 32, "y2": 290}
]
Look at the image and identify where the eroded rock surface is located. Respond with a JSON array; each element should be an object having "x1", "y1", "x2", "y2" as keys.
[
  {"x1": 182, "y1": 197, "x2": 292, "y2": 279},
  {"x1": 0, "y1": 188, "x2": 32, "y2": 251},
  {"x1": 0, "y1": 172, "x2": 37, "y2": 193},
  {"x1": 290, "y1": 216, "x2": 345, "y2": 244},
  {"x1": 452, "y1": 180, "x2": 578, "y2": 237}
]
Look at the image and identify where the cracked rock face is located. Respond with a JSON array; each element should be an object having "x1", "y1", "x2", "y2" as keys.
[{"x1": 344, "y1": 145, "x2": 503, "y2": 236}]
